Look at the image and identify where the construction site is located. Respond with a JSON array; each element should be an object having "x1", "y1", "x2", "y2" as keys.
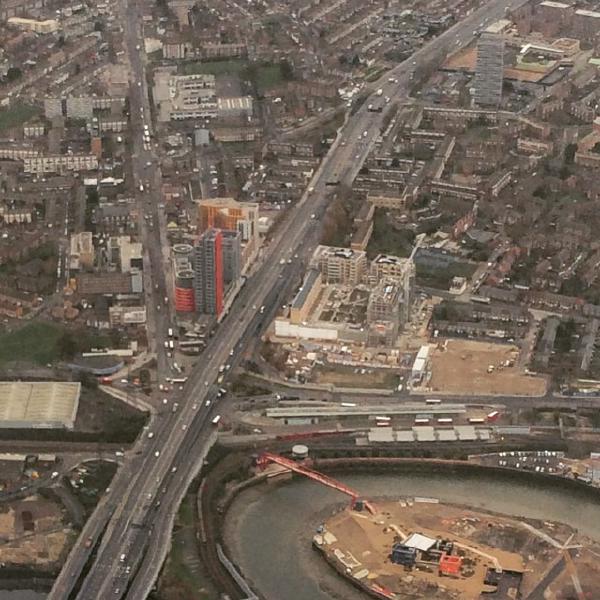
[
  {"x1": 426, "y1": 339, "x2": 547, "y2": 397},
  {"x1": 253, "y1": 452, "x2": 599, "y2": 600}
]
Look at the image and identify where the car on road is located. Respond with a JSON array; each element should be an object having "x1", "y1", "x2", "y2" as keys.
[{"x1": 154, "y1": 451, "x2": 160, "y2": 457}]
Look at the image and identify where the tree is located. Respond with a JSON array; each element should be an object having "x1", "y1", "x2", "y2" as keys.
[
  {"x1": 279, "y1": 59, "x2": 294, "y2": 81},
  {"x1": 564, "y1": 143, "x2": 577, "y2": 165},
  {"x1": 78, "y1": 372, "x2": 98, "y2": 389},
  {"x1": 57, "y1": 331, "x2": 78, "y2": 359},
  {"x1": 6, "y1": 67, "x2": 21, "y2": 82}
]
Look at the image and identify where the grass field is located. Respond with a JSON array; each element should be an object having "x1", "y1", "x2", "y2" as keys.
[
  {"x1": 181, "y1": 59, "x2": 285, "y2": 91},
  {"x1": 254, "y1": 63, "x2": 283, "y2": 90},
  {"x1": 0, "y1": 322, "x2": 64, "y2": 366},
  {"x1": 182, "y1": 60, "x2": 247, "y2": 76},
  {"x1": 0, "y1": 104, "x2": 39, "y2": 133}
]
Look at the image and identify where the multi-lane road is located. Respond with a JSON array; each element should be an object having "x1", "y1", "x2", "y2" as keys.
[{"x1": 50, "y1": 0, "x2": 531, "y2": 597}]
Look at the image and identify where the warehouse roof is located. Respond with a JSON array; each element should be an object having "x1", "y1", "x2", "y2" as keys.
[{"x1": 0, "y1": 382, "x2": 81, "y2": 429}]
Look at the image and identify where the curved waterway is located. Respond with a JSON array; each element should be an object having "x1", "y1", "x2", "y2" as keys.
[
  {"x1": 0, "y1": 592, "x2": 46, "y2": 600},
  {"x1": 224, "y1": 468, "x2": 600, "y2": 600}
]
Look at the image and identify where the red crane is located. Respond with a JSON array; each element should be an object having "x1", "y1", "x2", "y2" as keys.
[{"x1": 255, "y1": 452, "x2": 376, "y2": 515}]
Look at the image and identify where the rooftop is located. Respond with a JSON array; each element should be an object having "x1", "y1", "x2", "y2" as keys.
[
  {"x1": 0, "y1": 382, "x2": 81, "y2": 429},
  {"x1": 575, "y1": 9, "x2": 600, "y2": 17},
  {"x1": 539, "y1": 1, "x2": 570, "y2": 8},
  {"x1": 265, "y1": 403, "x2": 467, "y2": 418},
  {"x1": 292, "y1": 269, "x2": 321, "y2": 310}
]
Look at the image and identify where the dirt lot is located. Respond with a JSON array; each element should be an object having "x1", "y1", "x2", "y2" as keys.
[
  {"x1": 318, "y1": 501, "x2": 585, "y2": 600},
  {"x1": 0, "y1": 495, "x2": 73, "y2": 567},
  {"x1": 74, "y1": 386, "x2": 147, "y2": 437},
  {"x1": 546, "y1": 546, "x2": 600, "y2": 599},
  {"x1": 428, "y1": 339, "x2": 547, "y2": 396},
  {"x1": 313, "y1": 365, "x2": 399, "y2": 389}
]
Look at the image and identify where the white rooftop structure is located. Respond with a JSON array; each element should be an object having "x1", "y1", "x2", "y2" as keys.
[
  {"x1": 539, "y1": 1, "x2": 570, "y2": 8},
  {"x1": 0, "y1": 382, "x2": 81, "y2": 429},
  {"x1": 367, "y1": 427, "x2": 394, "y2": 443},
  {"x1": 412, "y1": 426, "x2": 436, "y2": 442},
  {"x1": 575, "y1": 9, "x2": 600, "y2": 17},
  {"x1": 455, "y1": 425, "x2": 477, "y2": 441},
  {"x1": 403, "y1": 533, "x2": 437, "y2": 552},
  {"x1": 437, "y1": 429, "x2": 459, "y2": 441}
]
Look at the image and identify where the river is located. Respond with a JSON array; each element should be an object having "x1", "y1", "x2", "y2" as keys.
[
  {"x1": 224, "y1": 469, "x2": 600, "y2": 600},
  {"x1": 0, "y1": 593, "x2": 46, "y2": 600}
]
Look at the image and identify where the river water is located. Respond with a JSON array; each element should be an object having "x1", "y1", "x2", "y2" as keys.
[
  {"x1": 225, "y1": 469, "x2": 600, "y2": 600},
  {"x1": 0, "y1": 593, "x2": 46, "y2": 600}
]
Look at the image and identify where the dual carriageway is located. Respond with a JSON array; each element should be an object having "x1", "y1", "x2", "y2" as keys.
[{"x1": 50, "y1": 0, "x2": 532, "y2": 596}]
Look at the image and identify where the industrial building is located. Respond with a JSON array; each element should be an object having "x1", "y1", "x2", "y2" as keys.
[
  {"x1": 0, "y1": 382, "x2": 81, "y2": 429},
  {"x1": 193, "y1": 228, "x2": 224, "y2": 316},
  {"x1": 473, "y1": 33, "x2": 505, "y2": 107}
]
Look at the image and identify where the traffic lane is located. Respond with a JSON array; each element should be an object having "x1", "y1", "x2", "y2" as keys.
[
  {"x1": 126, "y1": 430, "x2": 217, "y2": 598},
  {"x1": 127, "y1": 266, "x2": 312, "y2": 598},
  {"x1": 70, "y1": 0, "x2": 520, "y2": 592},
  {"x1": 97, "y1": 410, "x2": 217, "y2": 596},
  {"x1": 78, "y1": 400, "x2": 217, "y2": 595}
]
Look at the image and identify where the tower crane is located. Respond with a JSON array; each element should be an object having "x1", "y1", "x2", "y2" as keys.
[{"x1": 255, "y1": 452, "x2": 376, "y2": 515}]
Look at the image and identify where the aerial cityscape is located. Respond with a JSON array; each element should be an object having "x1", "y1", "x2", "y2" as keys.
[{"x1": 1, "y1": 0, "x2": 600, "y2": 598}]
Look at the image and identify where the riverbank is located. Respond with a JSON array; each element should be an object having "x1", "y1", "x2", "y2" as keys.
[
  {"x1": 221, "y1": 458, "x2": 600, "y2": 600},
  {"x1": 315, "y1": 499, "x2": 589, "y2": 600}
]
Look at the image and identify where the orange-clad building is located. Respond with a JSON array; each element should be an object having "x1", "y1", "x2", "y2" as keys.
[{"x1": 197, "y1": 197, "x2": 260, "y2": 269}]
